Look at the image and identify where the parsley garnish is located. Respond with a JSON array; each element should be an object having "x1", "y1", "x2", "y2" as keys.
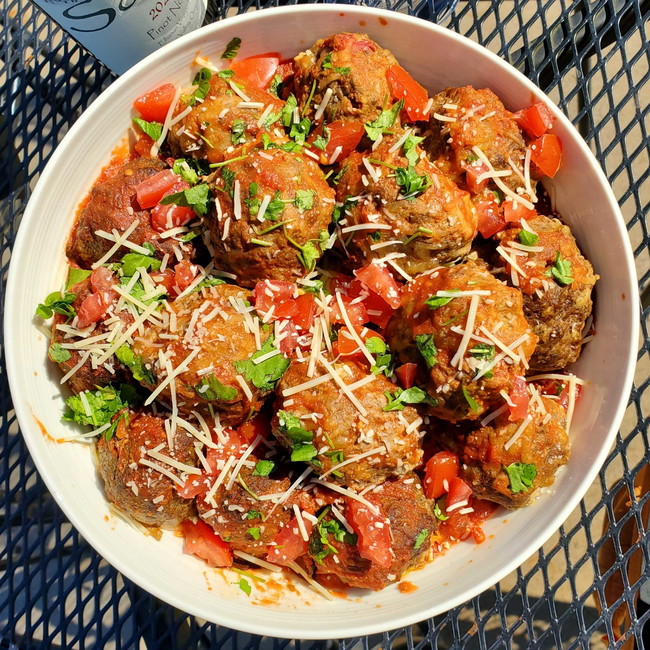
[
  {"x1": 322, "y1": 52, "x2": 350, "y2": 75},
  {"x1": 115, "y1": 345, "x2": 156, "y2": 385},
  {"x1": 231, "y1": 118, "x2": 247, "y2": 145},
  {"x1": 469, "y1": 343, "x2": 495, "y2": 360},
  {"x1": 425, "y1": 290, "x2": 459, "y2": 310},
  {"x1": 297, "y1": 241, "x2": 321, "y2": 272},
  {"x1": 433, "y1": 500, "x2": 449, "y2": 521},
  {"x1": 49, "y1": 342, "x2": 71, "y2": 363},
  {"x1": 262, "y1": 191, "x2": 285, "y2": 221},
  {"x1": 309, "y1": 513, "x2": 357, "y2": 564},
  {"x1": 36, "y1": 291, "x2": 76, "y2": 320},
  {"x1": 247, "y1": 527, "x2": 261, "y2": 540},
  {"x1": 289, "y1": 116, "x2": 311, "y2": 145},
  {"x1": 364, "y1": 100, "x2": 404, "y2": 142},
  {"x1": 187, "y1": 68, "x2": 212, "y2": 106},
  {"x1": 65, "y1": 268, "x2": 91, "y2": 290},
  {"x1": 395, "y1": 165, "x2": 431, "y2": 199},
  {"x1": 253, "y1": 460, "x2": 275, "y2": 477},
  {"x1": 190, "y1": 276, "x2": 225, "y2": 293},
  {"x1": 269, "y1": 74, "x2": 283, "y2": 98},
  {"x1": 194, "y1": 373, "x2": 238, "y2": 402},
  {"x1": 312, "y1": 126, "x2": 330, "y2": 151},
  {"x1": 294, "y1": 189, "x2": 315, "y2": 212},
  {"x1": 413, "y1": 529, "x2": 429, "y2": 551},
  {"x1": 518, "y1": 228, "x2": 539, "y2": 247},
  {"x1": 233, "y1": 335, "x2": 289, "y2": 392},
  {"x1": 504, "y1": 462, "x2": 537, "y2": 493},
  {"x1": 220, "y1": 166, "x2": 236, "y2": 194},
  {"x1": 245, "y1": 510, "x2": 262, "y2": 520},
  {"x1": 545, "y1": 251, "x2": 574, "y2": 286},
  {"x1": 462, "y1": 386, "x2": 481, "y2": 413},
  {"x1": 415, "y1": 334, "x2": 438, "y2": 369},
  {"x1": 276, "y1": 410, "x2": 317, "y2": 462},
  {"x1": 132, "y1": 117, "x2": 162, "y2": 141},
  {"x1": 280, "y1": 94, "x2": 298, "y2": 128},
  {"x1": 402, "y1": 133, "x2": 425, "y2": 166},
  {"x1": 383, "y1": 387, "x2": 437, "y2": 411},
  {"x1": 366, "y1": 337, "x2": 392, "y2": 375},
  {"x1": 160, "y1": 183, "x2": 210, "y2": 216},
  {"x1": 173, "y1": 159, "x2": 198, "y2": 185},
  {"x1": 332, "y1": 195, "x2": 358, "y2": 225},
  {"x1": 238, "y1": 578, "x2": 251, "y2": 596},
  {"x1": 119, "y1": 249, "x2": 161, "y2": 277},
  {"x1": 221, "y1": 37, "x2": 241, "y2": 60}
]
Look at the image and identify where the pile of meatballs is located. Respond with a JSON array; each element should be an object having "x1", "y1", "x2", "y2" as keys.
[{"x1": 49, "y1": 32, "x2": 597, "y2": 593}]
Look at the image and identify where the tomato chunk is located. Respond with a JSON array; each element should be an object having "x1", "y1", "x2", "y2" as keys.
[
  {"x1": 502, "y1": 200, "x2": 537, "y2": 223},
  {"x1": 266, "y1": 517, "x2": 313, "y2": 566},
  {"x1": 180, "y1": 519, "x2": 233, "y2": 567},
  {"x1": 308, "y1": 120, "x2": 365, "y2": 164},
  {"x1": 508, "y1": 375, "x2": 530, "y2": 421},
  {"x1": 463, "y1": 161, "x2": 490, "y2": 195},
  {"x1": 354, "y1": 264, "x2": 401, "y2": 309},
  {"x1": 446, "y1": 477, "x2": 473, "y2": 510},
  {"x1": 386, "y1": 65, "x2": 430, "y2": 122},
  {"x1": 530, "y1": 134, "x2": 562, "y2": 178},
  {"x1": 237, "y1": 412, "x2": 272, "y2": 443},
  {"x1": 395, "y1": 363, "x2": 418, "y2": 389},
  {"x1": 475, "y1": 194, "x2": 506, "y2": 238},
  {"x1": 423, "y1": 451, "x2": 459, "y2": 499},
  {"x1": 329, "y1": 294, "x2": 368, "y2": 327},
  {"x1": 133, "y1": 83, "x2": 177, "y2": 124},
  {"x1": 292, "y1": 293, "x2": 316, "y2": 330},
  {"x1": 514, "y1": 102, "x2": 554, "y2": 138},
  {"x1": 231, "y1": 53, "x2": 281, "y2": 90},
  {"x1": 345, "y1": 499, "x2": 392, "y2": 568},
  {"x1": 173, "y1": 259, "x2": 197, "y2": 294},
  {"x1": 135, "y1": 169, "x2": 178, "y2": 209}
]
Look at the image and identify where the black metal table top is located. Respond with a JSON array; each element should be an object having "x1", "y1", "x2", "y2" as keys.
[{"x1": 1, "y1": 0, "x2": 649, "y2": 648}]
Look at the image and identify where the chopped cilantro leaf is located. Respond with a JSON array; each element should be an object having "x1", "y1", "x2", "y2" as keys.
[
  {"x1": 269, "y1": 74, "x2": 283, "y2": 98},
  {"x1": 221, "y1": 37, "x2": 241, "y2": 60},
  {"x1": 233, "y1": 335, "x2": 289, "y2": 392},
  {"x1": 298, "y1": 240, "x2": 321, "y2": 272},
  {"x1": 383, "y1": 387, "x2": 437, "y2": 411},
  {"x1": 245, "y1": 510, "x2": 262, "y2": 520},
  {"x1": 518, "y1": 228, "x2": 539, "y2": 247},
  {"x1": 415, "y1": 334, "x2": 438, "y2": 369},
  {"x1": 231, "y1": 118, "x2": 247, "y2": 145},
  {"x1": 364, "y1": 100, "x2": 404, "y2": 142},
  {"x1": 413, "y1": 529, "x2": 429, "y2": 550},
  {"x1": 194, "y1": 373, "x2": 238, "y2": 402},
  {"x1": 309, "y1": 515, "x2": 357, "y2": 564},
  {"x1": 252, "y1": 460, "x2": 275, "y2": 477},
  {"x1": 190, "y1": 276, "x2": 225, "y2": 293},
  {"x1": 290, "y1": 116, "x2": 311, "y2": 145},
  {"x1": 49, "y1": 342, "x2": 71, "y2": 363},
  {"x1": 247, "y1": 527, "x2": 261, "y2": 540},
  {"x1": 36, "y1": 291, "x2": 76, "y2": 320},
  {"x1": 545, "y1": 251, "x2": 574, "y2": 285},
  {"x1": 115, "y1": 345, "x2": 156, "y2": 385},
  {"x1": 462, "y1": 386, "x2": 480, "y2": 413},
  {"x1": 395, "y1": 165, "x2": 431, "y2": 199},
  {"x1": 280, "y1": 94, "x2": 298, "y2": 128},
  {"x1": 469, "y1": 343, "x2": 495, "y2": 360},
  {"x1": 187, "y1": 68, "x2": 212, "y2": 106},
  {"x1": 425, "y1": 290, "x2": 459, "y2": 310},
  {"x1": 65, "y1": 268, "x2": 91, "y2": 290},
  {"x1": 160, "y1": 183, "x2": 210, "y2": 216},
  {"x1": 220, "y1": 166, "x2": 236, "y2": 194},
  {"x1": 322, "y1": 52, "x2": 351, "y2": 75},
  {"x1": 402, "y1": 133, "x2": 425, "y2": 166},
  {"x1": 291, "y1": 443, "x2": 318, "y2": 462},
  {"x1": 172, "y1": 159, "x2": 199, "y2": 185},
  {"x1": 294, "y1": 189, "x2": 315, "y2": 212},
  {"x1": 132, "y1": 117, "x2": 162, "y2": 141},
  {"x1": 276, "y1": 410, "x2": 313, "y2": 443},
  {"x1": 312, "y1": 126, "x2": 330, "y2": 151},
  {"x1": 433, "y1": 500, "x2": 449, "y2": 521},
  {"x1": 120, "y1": 250, "x2": 161, "y2": 277},
  {"x1": 366, "y1": 337, "x2": 392, "y2": 376},
  {"x1": 238, "y1": 577, "x2": 251, "y2": 596},
  {"x1": 504, "y1": 462, "x2": 537, "y2": 493}
]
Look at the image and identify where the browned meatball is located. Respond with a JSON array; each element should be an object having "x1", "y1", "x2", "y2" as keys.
[
  {"x1": 207, "y1": 148, "x2": 335, "y2": 287},
  {"x1": 294, "y1": 33, "x2": 398, "y2": 124},
  {"x1": 313, "y1": 475, "x2": 436, "y2": 590},
  {"x1": 424, "y1": 86, "x2": 532, "y2": 198},
  {"x1": 67, "y1": 157, "x2": 192, "y2": 267},
  {"x1": 273, "y1": 357, "x2": 423, "y2": 488},
  {"x1": 197, "y1": 463, "x2": 314, "y2": 558},
  {"x1": 97, "y1": 410, "x2": 197, "y2": 527},
  {"x1": 386, "y1": 260, "x2": 538, "y2": 421},
  {"x1": 167, "y1": 75, "x2": 283, "y2": 164},
  {"x1": 132, "y1": 284, "x2": 286, "y2": 425},
  {"x1": 496, "y1": 215, "x2": 598, "y2": 371},
  {"x1": 335, "y1": 134, "x2": 477, "y2": 275},
  {"x1": 439, "y1": 396, "x2": 570, "y2": 508}
]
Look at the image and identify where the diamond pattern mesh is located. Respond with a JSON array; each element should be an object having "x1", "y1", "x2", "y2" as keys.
[{"x1": 1, "y1": 0, "x2": 649, "y2": 648}]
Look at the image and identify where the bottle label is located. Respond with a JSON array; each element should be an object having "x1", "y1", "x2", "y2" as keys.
[{"x1": 33, "y1": 0, "x2": 208, "y2": 74}]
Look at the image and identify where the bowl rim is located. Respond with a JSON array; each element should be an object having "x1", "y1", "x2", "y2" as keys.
[{"x1": 5, "y1": 2, "x2": 639, "y2": 639}]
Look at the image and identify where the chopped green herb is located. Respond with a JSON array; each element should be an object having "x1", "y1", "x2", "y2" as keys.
[
  {"x1": 332, "y1": 195, "x2": 358, "y2": 225},
  {"x1": 322, "y1": 52, "x2": 350, "y2": 75},
  {"x1": 120, "y1": 250, "x2": 161, "y2": 277},
  {"x1": 312, "y1": 125, "x2": 330, "y2": 151},
  {"x1": 247, "y1": 527, "x2": 261, "y2": 540},
  {"x1": 49, "y1": 342, "x2": 71, "y2": 363},
  {"x1": 194, "y1": 373, "x2": 238, "y2": 402},
  {"x1": 238, "y1": 577, "x2": 251, "y2": 596},
  {"x1": 258, "y1": 191, "x2": 285, "y2": 221},
  {"x1": 276, "y1": 410, "x2": 313, "y2": 443},
  {"x1": 190, "y1": 276, "x2": 225, "y2": 293},
  {"x1": 545, "y1": 251, "x2": 574, "y2": 285},
  {"x1": 210, "y1": 155, "x2": 248, "y2": 170},
  {"x1": 269, "y1": 74, "x2": 283, "y2": 98},
  {"x1": 279, "y1": 141, "x2": 303, "y2": 153},
  {"x1": 309, "y1": 514, "x2": 357, "y2": 564},
  {"x1": 469, "y1": 343, "x2": 495, "y2": 360},
  {"x1": 65, "y1": 267, "x2": 91, "y2": 290},
  {"x1": 252, "y1": 460, "x2": 275, "y2": 477},
  {"x1": 233, "y1": 335, "x2": 289, "y2": 392},
  {"x1": 221, "y1": 37, "x2": 241, "y2": 60},
  {"x1": 172, "y1": 159, "x2": 199, "y2": 185},
  {"x1": 413, "y1": 529, "x2": 429, "y2": 551},
  {"x1": 302, "y1": 80, "x2": 318, "y2": 117},
  {"x1": 289, "y1": 116, "x2": 311, "y2": 145},
  {"x1": 395, "y1": 165, "x2": 431, "y2": 199},
  {"x1": 518, "y1": 228, "x2": 539, "y2": 247},
  {"x1": 291, "y1": 443, "x2": 318, "y2": 462},
  {"x1": 302, "y1": 279, "x2": 325, "y2": 294},
  {"x1": 415, "y1": 334, "x2": 438, "y2": 369},
  {"x1": 179, "y1": 228, "x2": 203, "y2": 242},
  {"x1": 231, "y1": 118, "x2": 247, "y2": 145},
  {"x1": 364, "y1": 100, "x2": 404, "y2": 142},
  {"x1": 36, "y1": 291, "x2": 76, "y2": 320},
  {"x1": 160, "y1": 183, "x2": 210, "y2": 216},
  {"x1": 504, "y1": 462, "x2": 537, "y2": 493},
  {"x1": 280, "y1": 94, "x2": 298, "y2": 128},
  {"x1": 294, "y1": 189, "x2": 315, "y2": 212},
  {"x1": 132, "y1": 117, "x2": 162, "y2": 141},
  {"x1": 402, "y1": 133, "x2": 425, "y2": 166},
  {"x1": 462, "y1": 386, "x2": 480, "y2": 413},
  {"x1": 383, "y1": 387, "x2": 437, "y2": 411},
  {"x1": 245, "y1": 510, "x2": 262, "y2": 520},
  {"x1": 187, "y1": 68, "x2": 212, "y2": 106},
  {"x1": 366, "y1": 336, "x2": 392, "y2": 376},
  {"x1": 433, "y1": 500, "x2": 449, "y2": 521},
  {"x1": 425, "y1": 290, "x2": 459, "y2": 310},
  {"x1": 298, "y1": 240, "x2": 321, "y2": 272},
  {"x1": 116, "y1": 345, "x2": 156, "y2": 385},
  {"x1": 324, "y1": 449, "x2": 345, "y2": 465},
  {"x1": 250, "y1": 238, "x2": 272, "y2": 247},
  {"x1": 217, "y1": 69, "x2": 235, "y2": 79}
]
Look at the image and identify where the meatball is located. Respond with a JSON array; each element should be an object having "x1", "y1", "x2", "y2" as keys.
[
  {"x1": 386, "y1": 260, "x2": 538, "y2": 421},
  {"x1": 97, "y1": 410, "x2": 197, "y2": 527},
  {"x1": 67, "y1": 157, "x2": 192, "y2": 267},
  {"x1": 424, "y1": 86, "x2": 530, "y2": 197},
  {"x1": 312, "y1": 475, "x2": 436, "y2": 590},
  {"x1": 439, "y1": 396, "x2": 570, "y2": 508},
  {"x1": 335, "y1": 134, "x2": 477, "y2": 275},
  {"x1": 207, "y1": 147, "x2": 335, "y2": 287},
  {"x1": 273, "y1": 357, "x2": 423, "y2": 488},
  {"x1": 197, "y1": 462, "x2": 313, "y2": 558},
  {"x1": 132, "y1": 284, "x2": 284, "y2": 425},
  {"x1": 167, "y1": 75, "x2": 283, "y2": 164},
  {"x1": 496, "y1": 215, "x2": 598, "y2": 371},
  {"x1": 294, "y1": 33, "x2": 398, "y2": 124}
]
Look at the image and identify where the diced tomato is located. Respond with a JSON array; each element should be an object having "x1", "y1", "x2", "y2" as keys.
[
  {"x1": 446, "y1": 477, "x2": 473, "y2": 509},
  {"x1": 177, "y1": 475, "x2": 213, "y2": 499},
  {"x1": 475, "y1": 194, "x2": 506, "y2": 238},
  {"x1": 231, "y1": 53, "x2": 281, "y2": 90},
  {"x1": 345, "y1": 499, "x2": 392, "y2": 568},
  {"x1": 180, "y1": 519, "x2": 233, "y2": 568},
  {"x1": 354, "y1": 264, "x2": 401, "y2": 309},
  {"x1": 253, "y1": 280, "x2": 296, "y2": 315},
  {"x1": 463, "y1": 161, "x2": 490, "y2": 195},
  {"x1": 503, "y1": 200, "x2": 537, "y2": 223},
  {"x1": 514, "y1": 102, "x2": 554, "y2": 138},
  {"x1": 329, "y1": 294, "x2": 368, "y2": 327},
  {"x1": 559, "y1": 382, "x2": 582, "y2": 411},
  {"x1": 307, "y1": 121, "x2": 365, "y2": 163},
  {"x1": 277, "y1": 320, "x2": 301, "y2": 355},
  {"x1": 336, "y1": 325, "x2": 382, "y2": 357},
  {"x1": 292, "y1": 293, "x2": 316, "y2": 330},
  {"x1": 423, "y1": 451, "x2": 459, "y2": 499},
  {"x1": 237, "y1": 412, "x2": 272, "y2": 443},
  {"x1": 135, "y1": 169, "x2": 178, "y2": 209},
  {"x1": 133, "y1": 83, "x2": 177, "y2": 124},
  {"x1": 266, "y1": 517, "x2": 313, "y2": 566},
  {"x1": 362, "y1": 290, "x2": 394, "y2": 329},
  {"x1": 151, "y1": 203, "x2": 195, "y2": 232},
  {"x1": 508, "y1": 375, "x2": 530, "y2": 422},
  {"x1": 90, "y1": 267, "x2": 116, "y2": 294},
  {"x1": 386, "y1": 64, "x2": 430, "y2": 123},
  {"x1": 76, "y1": 292, "x2": 109, "y2": 329},
  {"x1": 395, "y1": 363, "x2": 418, "y2": 389},
  {"x1": 530, "y1": 134, "x2": 562, "y2": 178},
  {"x1": 275, "y1": 61, "x2": 295, "y2": 81},
  {"x1": 173, "y1": 259, "x2": 196, "y2": 294},
  {"x1": 149, "y1": 269, "x2": 175, "y2": 296}
]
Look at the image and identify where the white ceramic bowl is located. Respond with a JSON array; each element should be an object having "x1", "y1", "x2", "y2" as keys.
[{"x1": 5, "y1": 4, "x2": 638, "y2": 639}]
